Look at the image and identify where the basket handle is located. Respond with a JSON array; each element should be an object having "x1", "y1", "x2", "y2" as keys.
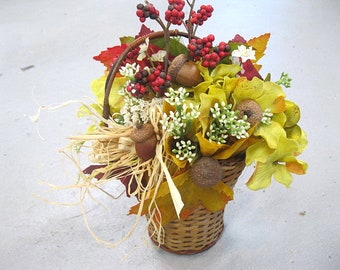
[{"x1": 103, "y1": 30, "x2": 191, "y2": 120}]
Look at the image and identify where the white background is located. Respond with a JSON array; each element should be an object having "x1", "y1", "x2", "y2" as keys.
[{"x1": 1, "y1": 0, "x2": 339, "y2": 269}]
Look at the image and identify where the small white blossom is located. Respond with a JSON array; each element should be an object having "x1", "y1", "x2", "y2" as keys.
[
  {"x1": 119, "y1": 63, "x2": 140, "y2": 78},
  {"x1": 137, "y1": 38, "x2": 149, "y2": 61},
  {"x1": 172, "y1": 139, "x2": 197, "y2": 163},
  {"x1": 119, "y1": 89, "x2": 150, "y2": 127},
  {"x1": 150, "y1": 50, "x2": 167, "y2": 62},
  {"x1": 160, "y1": 88, "x2": 200, "y2": 139},
  {"x1": 165, "y1": 87, "x2": 189, "y2": 106},
  {"x1": 261, "y1": 109, "x2": 273, "y2": 125},
  {"x1": 231, "y1": 45, "x2": 256, "y2": 63},
  {"x1": 276, "y1": 72, "x2": 292, "y2": 88},
  {"x1": 207, "y1": 102, "x2": 250, "y2": 143}
]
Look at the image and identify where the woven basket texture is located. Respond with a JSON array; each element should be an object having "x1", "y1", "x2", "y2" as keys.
[{"x1": 148, "y1": 155, "x2": 245, "y2": 254}]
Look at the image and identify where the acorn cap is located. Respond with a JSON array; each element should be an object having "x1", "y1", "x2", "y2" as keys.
[
  {"x1": 130, "y1": 123, "x2": 155, "y2": 143},
  {"x1": 189, "y1": 157, "x2": 222, "y2": 188},
  {"x1": 236, "y1": 99, "x2": 263, "y2": 126},
  {"x1": 167, "y1": 54, "x2": 188, "y2": 82}
]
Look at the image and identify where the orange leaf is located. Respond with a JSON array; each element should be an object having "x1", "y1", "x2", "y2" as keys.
[
  {"x1": 272, "y1": 96, "x2": 286, "y2": 113},
  {"x1": 128, "y1": 201, "x2": 148, "y2": 216},
  {"x1": 248, "y1": 33, "x2": 271, "y2": 62},
  {"x1": 286, "y1": 161, "x2": 308, "y2": 175}
]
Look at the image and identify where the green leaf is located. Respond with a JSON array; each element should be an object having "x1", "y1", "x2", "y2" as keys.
[
  {"x1": 119, "y1": 36, "x2": 134, "y2": 45},
  {"x1": 150, "y1": 37, "x2": 189, "y2": 57}
]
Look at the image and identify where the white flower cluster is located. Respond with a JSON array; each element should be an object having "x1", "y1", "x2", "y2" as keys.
[
  {"x1": 164, "y1": 87, "x2": 189, "y2": 106},
  {"x1": 119, "y1": 63, "x2": 139, "y2": 79},
  {"x1": 207, "y1": 102, "x2": 250, "y2": 143},
  {"x1": 172, "y1": 140, "x2": 197, "y2": 163},
  {"x1": 150, "y1": 50, "x2": 167, "y2": 62},
  {"x1": 160, "y1": 102, "x2": 200, "y2": 139},
  {"x1": 276, "y1": 72, "x2": 292, "y2": 88},
  {"x1": 120, "y1": 93, "x2": 150, "y2": 127},
  {"x1": 261, "y1": 108, "x2": 273, "y2": 125}
]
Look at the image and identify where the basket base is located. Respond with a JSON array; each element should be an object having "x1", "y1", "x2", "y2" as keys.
[{"x1": 149, "y1": 226, "x2": 224, "y2": 255}]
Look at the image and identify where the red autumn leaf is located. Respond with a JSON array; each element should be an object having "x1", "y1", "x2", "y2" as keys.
[
  {"x1": 135, "y1": 24, "x2": 154, "y2": 39},
  {"x1": 93, "y1": 43, "x2": 129, "y2": 69},
  {"x1": 92, "y1": 25, "x2": 155, "y2": 69},
  {"x1": 230, "y1": 34, "x2": 247, "y2": 44},
  {"x1": 240, "y1": 60, "x2": 263, "y2": 80}
]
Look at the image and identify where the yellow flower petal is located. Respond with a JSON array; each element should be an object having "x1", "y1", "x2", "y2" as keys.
[
  {"x1": 273, "y1": 163, "x2": 292, "y2": 188},
  {"x1": 285, "y1": 125, "x2": 308, "y2": 154},
  {"x1": 196, "y1": 132, "x2": 224, "y2": 156},
  {"x1": 258, "y1": 81, "x2": 286, "y2": 113},
  {"x1": 254, "y1": 121, "x2": 286, "y2": 149},
  {"x1": 90, "y1": 74, "x2": 126, "y2": 114},
  {"x1": 246, "y1": 141, "x2": 274, "y2": 165},
  {"x1": 198, "y1": 93, "x2": 225, "y2": 135},
  {"x1": 211, "y1": 63, "x2": 241, "y2": 79},
  {"x1": 246, "y1": 162, "x2": 274, "y2": 190}
]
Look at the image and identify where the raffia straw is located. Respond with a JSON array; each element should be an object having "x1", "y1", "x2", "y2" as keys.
[
  {"x1": 55, "y1": 98, "x2": 173, "y2": 247},
  {"x1": 33, "y1": 96, "x2": 178, "y2": 247}
]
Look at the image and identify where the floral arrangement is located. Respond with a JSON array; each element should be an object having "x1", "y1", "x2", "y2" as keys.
[{"x1": 70, "y1": 0, "x2": 308, "y2": 240}]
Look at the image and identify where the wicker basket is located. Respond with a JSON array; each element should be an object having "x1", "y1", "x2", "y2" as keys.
[
  {"x1": 102, "y1": 32, "x2": 246, "y2": 254},
  {"x1": 147, "y1": 155, "x2": 245, "y2": 254}
]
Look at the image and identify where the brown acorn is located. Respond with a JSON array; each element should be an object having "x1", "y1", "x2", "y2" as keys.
[
  {"x1": 168, "y1": 54, "x2": 203, "y2": 87},
  {"x1": 236, "y1": 99, "x2": 263, "y2": 126},
  {"x1": 130, "y1": 123, "x2": 157, "y2": 160},
  {"x1": 189, "y1": 157, "x2": 223, "y2": 188}
]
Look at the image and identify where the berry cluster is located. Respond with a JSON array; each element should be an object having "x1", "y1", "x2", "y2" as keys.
[
  {"x1": 165, "y1": 0, "x2": 185, "y2": 25},
  {"x1": 203, "y1": 41, "x2": 231, "y2": 68},
  {"x1": 136, "y1": 3, "x2": 160, "y2": 22},
  {"x1": 213, "y1": 41, "x2": 231, "y2": 59},
  {"x1": 188, "y1": 35, "x2": 231, "y2": 68},
  {"x1": 202, "y1": 52, "x2": 221, "y2": 68},
  {"x1": 190, "y1": 5, "x2": 214, "y2": 25},
  {"x1": 188, "y1": 34, "x2": 215, "y2": 61},
  {"x1": 125, "y1": 65, "x2": 172, "y2": 97},
  {"x1": 126, "y1": 47, "x2": 140, "y2": 62},
  {"x1": 148, "y1": 65, "x2": 172, "y2": 95},
  {"x1": 125, "y1": 68, "x2": 149, "y2": 97},
  {"x1": 135, "y1": 68, "x2": 150, "y2": 85},
  {"x1": 126, "y1": 82, "x2": 147, "y2": 97}
]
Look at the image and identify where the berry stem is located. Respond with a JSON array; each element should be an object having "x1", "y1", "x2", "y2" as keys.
[
  {"x1": 163, "y1": 21, "x2": 172, "y2": 72},
  {"x1": 186, "y1": 0, "x2": 196, "y2": 42},
  {"x1": 155, "y1": 16, "x2": 171, "y2": 72}
]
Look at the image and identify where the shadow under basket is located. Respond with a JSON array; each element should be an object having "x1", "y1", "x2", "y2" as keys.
[{"x1": 147, "y1": 155, "x2": 246, "y2": 255}]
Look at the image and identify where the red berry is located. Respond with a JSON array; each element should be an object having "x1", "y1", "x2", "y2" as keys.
[
  {"x1": 207, "y1": 34, "x2": 215, "y2": 42},
  {"x1": 136, "y1": 10, "x2": 144, "y2": 17},
  {"x1": 202, "y1": 60, "x2": 209, "y2": 67}
]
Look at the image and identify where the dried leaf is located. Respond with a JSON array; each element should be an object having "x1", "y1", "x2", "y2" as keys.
[{"x1": 248, "y1": 33, "x2": 271, "y2": 62}]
